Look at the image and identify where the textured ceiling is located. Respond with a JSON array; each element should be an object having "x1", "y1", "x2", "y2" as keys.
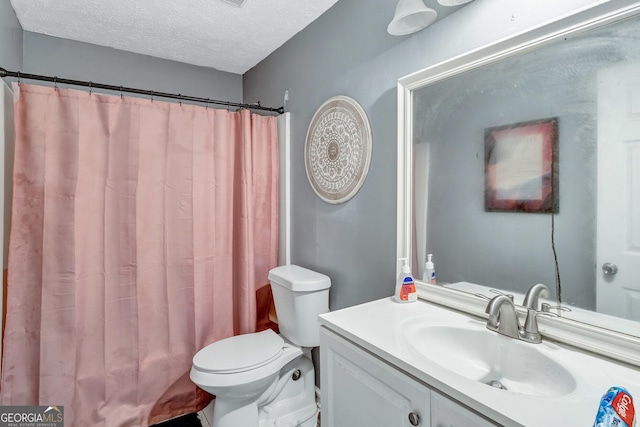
[{"x1": 10, "y1": 0, "x2": 341, "y2": 75}]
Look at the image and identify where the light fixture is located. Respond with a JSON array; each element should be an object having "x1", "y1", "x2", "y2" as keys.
[
  {"x1": 387, "y1": 0, "x2": 437, "y2": 36},
  {"x1": 438, "y1": 0, "x2": 474, "y2": 5}
]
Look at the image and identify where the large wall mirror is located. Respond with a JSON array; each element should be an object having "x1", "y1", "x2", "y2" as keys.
[{"x1": 397, "y1": 1, "x2": 640, "y2": 364}]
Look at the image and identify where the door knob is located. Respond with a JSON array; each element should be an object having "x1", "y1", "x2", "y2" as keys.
[{"x1": 602, "y1": 262, "x2": 618, "y2": 276}]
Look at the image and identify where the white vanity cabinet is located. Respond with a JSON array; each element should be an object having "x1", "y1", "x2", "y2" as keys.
[
  {"x1": 320, "y1": 326, "x2": 429, "y2": 427},
  {"x1": 318, "y1": 298, "x2": 640, "y2": 426},
  {"x1": 431, "y1": 392, "x2": 496, "y2": 427},
  {"x1": 320, "y1": 327, "x2": 497, "y2": 427}
]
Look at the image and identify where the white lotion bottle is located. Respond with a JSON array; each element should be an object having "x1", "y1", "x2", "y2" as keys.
[
  {"x1": 423, "y1": 254, "x2": 436, "y2": 284},
  {"x1": 394, "y1": 258, "x2": 418, "y2": 303}
]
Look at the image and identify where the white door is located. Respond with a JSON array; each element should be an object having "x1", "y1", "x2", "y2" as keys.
[{"x1": 596, "y1": 63, "x2": 640, "y2": 320}]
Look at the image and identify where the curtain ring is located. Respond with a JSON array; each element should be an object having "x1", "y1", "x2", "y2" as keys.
[
  {"x1": 16, "y1": 71, "x2": 21, "y2": 85},
  {"x1": 178, "y1": 94, "x2": 182, "y2": 106},
  {"x1": 88, "y1": 81, "x2": 92, "y2": 95},
  {"x1": 227, "y1": 101, "x2": 231, "y2": 112},
  {"x1": 120, "y1": 86, "x2": 124, "y2": 99},
  {"x1": 205, "y1": 98, "x2": 210, "y2": 110},
  {"x1": 150, "y1": 91, "x2": 154, "y2": 102},
  {"x1": 53, "y1": 76, "x2": 58, "y2": 91}
]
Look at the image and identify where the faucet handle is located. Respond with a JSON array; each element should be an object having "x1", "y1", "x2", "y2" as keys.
[
  {"x1": 540, "y1": 303, "x2": 571, "y2": 317},
  {"x1": 521, "y1": 308, "x2": 542, "y2": 344},
  {"x1": 523, "y1": 308, "x2": 539, "y2": 333}
]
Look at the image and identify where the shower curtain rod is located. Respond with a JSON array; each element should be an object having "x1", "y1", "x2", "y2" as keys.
[{"x1": 0, "y1": 67, "x2": 285, "y2": 114}]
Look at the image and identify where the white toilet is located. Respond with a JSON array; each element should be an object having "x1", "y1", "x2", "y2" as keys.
[{"x1": 190, "y1": 265, "x2": 331, "y2": 427}]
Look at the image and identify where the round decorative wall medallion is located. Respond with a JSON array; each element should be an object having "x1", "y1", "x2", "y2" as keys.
[{"x1": 305, "y1": 96, "x2": 372, "y2": 204}]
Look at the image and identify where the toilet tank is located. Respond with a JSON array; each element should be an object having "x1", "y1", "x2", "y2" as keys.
[{"x1": 268, "y1": 265, "x2": 331, "y2": 347}]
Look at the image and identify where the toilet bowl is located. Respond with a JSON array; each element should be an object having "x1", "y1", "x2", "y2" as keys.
[{"x1": 190, "y1": 265, "x2": 331, "y2": 427}]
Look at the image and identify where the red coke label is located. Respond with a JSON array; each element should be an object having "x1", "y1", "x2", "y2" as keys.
[{"x1": 613, "y1": 391, "x2": 635, "y2": 427}]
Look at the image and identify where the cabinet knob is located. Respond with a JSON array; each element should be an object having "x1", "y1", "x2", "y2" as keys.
[{"x1": 408, "y1": 412, "x2": 420, "y2": 426}]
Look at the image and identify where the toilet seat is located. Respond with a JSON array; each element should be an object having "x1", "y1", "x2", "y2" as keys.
[
  {"x1": 190, "y1": 342, "x2": 303, "y2": 389},
  {"x1": 193, "y1": 329, "x2": 284, "y2": 374}
]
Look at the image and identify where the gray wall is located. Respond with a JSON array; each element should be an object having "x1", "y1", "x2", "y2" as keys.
[
  {"x1": 0, "y1": 0, "x2": 22, "y2": 70},
  {"x1": 245, "y1": 0, "x2": 405, "y2": 310},
  {"x1": 22, "y1": 31, "x2": 242, "y2": 104},
  {"x1": 243, "y1": 0, "x2": 609, "y2": 311}
]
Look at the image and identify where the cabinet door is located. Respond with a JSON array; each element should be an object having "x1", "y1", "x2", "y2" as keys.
[
  {"x1": 320, "y1": 327, "x2": 430, "y2": 427},
  {"x1": 431, "y1": 391, "x2": 499, "y2": 427}
]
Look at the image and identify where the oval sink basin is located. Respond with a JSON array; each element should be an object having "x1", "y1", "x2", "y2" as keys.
[{"x1": 402, "y1": 321, "x2": 576, "y2": 397}]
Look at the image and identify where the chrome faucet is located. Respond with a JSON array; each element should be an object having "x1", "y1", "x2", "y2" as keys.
[
  {"x1": 485, "y1": 295, "x2": 520, "y2": 340},
  {"x1": 522, "y1": 283, "x2": 549, "y2": 311},
  {"x1": 485, "y1": 295, "x2": 542, "y2": 344}
]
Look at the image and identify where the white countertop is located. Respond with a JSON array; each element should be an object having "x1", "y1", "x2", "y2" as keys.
[{"x1": 319, "y1": 297, "x2": 640, "y2": 427}]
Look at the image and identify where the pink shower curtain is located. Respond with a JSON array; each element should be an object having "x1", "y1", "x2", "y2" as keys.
[{"x1": 0, "y1": 83, "x2": 279, "y2": 426}]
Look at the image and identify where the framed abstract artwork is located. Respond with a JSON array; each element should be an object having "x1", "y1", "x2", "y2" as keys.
[{"x1": 485, "y1": 118, "x2": 559, "y2": 213}]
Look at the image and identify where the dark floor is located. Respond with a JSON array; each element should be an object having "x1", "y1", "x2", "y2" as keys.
[{"x1": 150, "y1": 412, "x2": 202, "y2": 427}]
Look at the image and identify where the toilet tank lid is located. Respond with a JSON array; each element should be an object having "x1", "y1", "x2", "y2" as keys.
[{"x1": 268, "y1": 265, "x2": 331, "y2": 291}]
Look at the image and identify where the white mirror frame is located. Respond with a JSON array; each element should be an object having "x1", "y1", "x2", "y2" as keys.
[{"x1": 397, "y1": 0, "x2": 640, "y2": 366}]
